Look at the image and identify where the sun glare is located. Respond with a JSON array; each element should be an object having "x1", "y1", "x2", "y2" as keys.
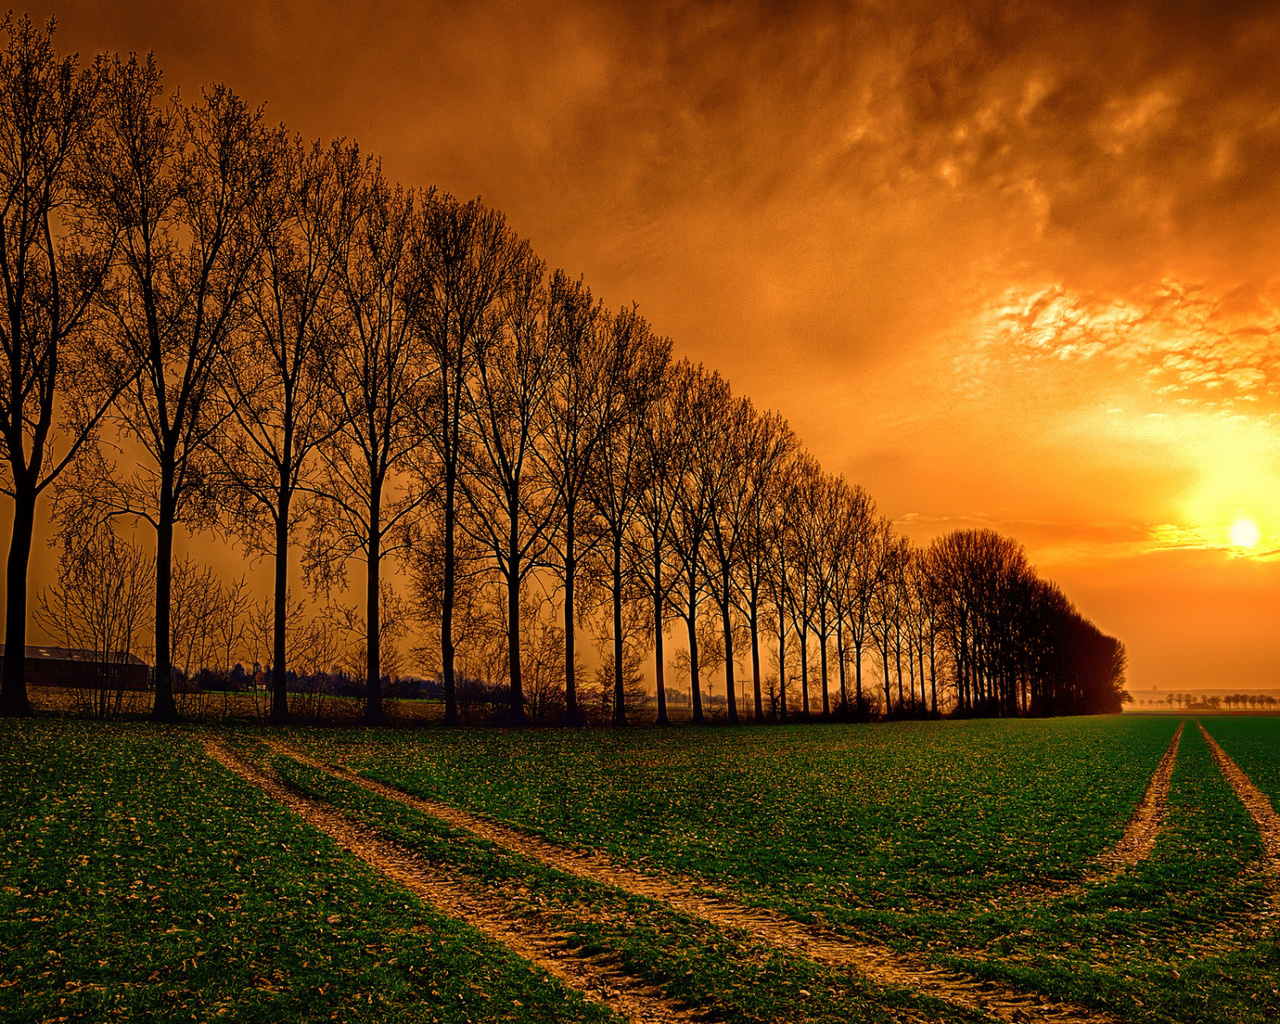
[{"x1": 1229, "y1": 518, "x2": 1260, "y2": 550}]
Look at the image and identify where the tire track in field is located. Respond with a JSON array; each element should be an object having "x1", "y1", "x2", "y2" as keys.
[
  {"x1": 268, "y1": 738, "x2": 1114, "y2": 1024},
  {"x1": 199, "y1": 737, "x2": 699, "y2": 1024},
  {"x1": 998, "y1": 721, "x2": 1184, "y2": 911},
  {"x1": 1196, "y1": 722, "x2": 1280, "y2": 864},
  {"x1": 1092, "y1": 720, "x2": 1184, "y2": 876},
  {"x1": 1188, "y1": 722, "x2": 1280, "y2": 947}
]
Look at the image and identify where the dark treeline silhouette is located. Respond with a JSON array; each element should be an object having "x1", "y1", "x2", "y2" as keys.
[{"x1": 0, "y1": 17, "x2": 1128, "y2": 724}]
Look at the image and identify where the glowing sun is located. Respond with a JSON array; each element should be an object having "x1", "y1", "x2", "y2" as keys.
[{"x1": 1229, "y1": 518, "x2": 1260, "y2": 549}]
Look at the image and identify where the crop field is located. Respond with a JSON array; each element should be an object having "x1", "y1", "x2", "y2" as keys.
[{"x1": 4, "y1": 716, "x2": 1280, "y2": 1024}]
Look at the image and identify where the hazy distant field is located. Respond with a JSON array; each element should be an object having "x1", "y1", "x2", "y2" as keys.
[{"x1": 4, "y1": 716, "x2": 1279, "y2": 1023}]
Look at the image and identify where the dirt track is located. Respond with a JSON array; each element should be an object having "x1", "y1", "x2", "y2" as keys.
[
  {"x1": 263, "y1": 737, "x2": 1117, "y2": 1024},
  {"x1": 1094, "y1": 721, "x2": 1184, "y2": 874},
  {"x1": 202, "y1": 737, "x2": 700, "y2": 1024},
  {"x1": 1197, "y1": 723, "x2": 1280, "y2": 864}
]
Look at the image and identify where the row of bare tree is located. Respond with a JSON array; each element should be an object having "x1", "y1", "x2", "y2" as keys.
[{"x1": 0, "y1": 17, "x2": 1127, "y2": 724}]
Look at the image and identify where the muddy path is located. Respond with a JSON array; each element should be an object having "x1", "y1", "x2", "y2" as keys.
[
  {"x1": 265, "y1": 737, "x2": 1115, "y2": 1024},
  {"x1": 201, "y1": 737, "x2": 701, "y2": 1024}
]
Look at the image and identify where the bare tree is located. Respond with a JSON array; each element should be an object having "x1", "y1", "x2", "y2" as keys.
[
  {"x1": 458, "y1": 257, "x2": 566, "y2": 722},
  {"x1": 904, "y1": 545, "x2": 941, "y2": 715},
  {"x1": 731, "y1": 410, "x2": 796, "y2": 722},
  {"x1": 844, "y1": 511, "x2": 893, "y2": 716},
  {"x1": 633, "y1": 358, "x2": 693, "y2": 726},
  {"x1": 78, "y1": 59, "x2": 272, "y2": 721},
  {"x1": 411, "y1": 195, "x2": 528, "y2": 725},
  {"x1": 405, "y1": 500, "x2": 496, "y2": 686},
  {"x1": 168, "y1": 557, "x2": 250, "y2": 717},
  {"x1": 308, "y1": 169, "x2": 432, "y2": 723},
  {"x1": 587, "y1": 310, "x2": 669, "y2": 725},
  {"x1": 35, "y1": 525, "x2": 153, "y2": 718},
  {"x1": 870, "y1": 533, "x2": 911, "y2": 714},
  {"x1": 219, "y1": 135, "x2": 363, "y2": 724},
  {"x1": 665, "y1": 364, "x2": 732, "y2": 726},
  {"x1": 0, "y1": 16, "x2": 118, "y2": 715},
  {"x1": 703, "y1": 394, "x2": 758, "y2": 725},
  {"x1": 778, "y1": 454, "x2": 823, "y2": 718},
  {"x1": 827, "y1": 478, "x2": 876, "y2": 716},
  {"x1": 535, "y1": 275, "x2": 605, "y2": 722},
  {"x1": 761, "y1": 500, "x2": 795, "y2": 722}
]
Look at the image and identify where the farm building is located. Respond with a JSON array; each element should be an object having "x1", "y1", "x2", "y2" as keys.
[{"x1": 0, "y1": 645, "x2": 150, "y2": 691}]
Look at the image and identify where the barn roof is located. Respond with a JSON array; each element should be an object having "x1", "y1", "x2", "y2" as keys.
[{"x1": 0, "y1": 645, "x2": 148, "y2": 667}]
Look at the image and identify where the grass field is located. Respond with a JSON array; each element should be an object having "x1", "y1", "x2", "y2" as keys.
[{"x1": 4, "y1": 714, "x2": 1280, "y2": 1023}]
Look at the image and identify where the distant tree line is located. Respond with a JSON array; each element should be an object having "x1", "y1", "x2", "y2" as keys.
[
  {"x1": 1133, "y1": 694, "x2": 1276, "y2": 711},
  {"x1": 0, "y1": 17, "x2": 1128, "y2": 725}
]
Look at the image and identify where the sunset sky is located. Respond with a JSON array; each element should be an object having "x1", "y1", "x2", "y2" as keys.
[{"x1": 18, "y1": 0, "x2": 1280, "y2": 694}]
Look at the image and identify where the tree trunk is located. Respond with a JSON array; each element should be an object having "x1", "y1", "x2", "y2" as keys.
[
  {"x1": 0, "y1": 487, "x2": 36, "y2": 716},
  {"x1": 441, "y1": 465, "x2": 459, "y2": 725},
  {"x1": 836, "y1": 619, "x2": 848, "y2": 716},
  {"x1": 721, "y1": 570, "x2": 737, "y2": 725},
  {"x1": 798, "y1": 627, "x2": 809, "y2": 718},
  {"x1": 612, "y1": 535, "x2": 626, "y2": 726},
  {"x1": 929, "y1": 635, "x2": 938, "y2": 715},
  {"x1": 818, "y1": 621, "x2": 830, "y2": 718},
  {"x1": 365, "y1": 491, "x2": 383, "y2": 724},
  {"x1": 854, "y1": 639, "x2": 863, "y2": 712},
  {"x1": 776, "y1": 607, "x2": 788, "y2": 723},
  {"x1": 654, "y1": 582, "x2": 668, "y2": 726},
  {"x1": 881, "y1": 638, "x2": 892, "y2": 716},
  {"x1": 895, "y1": 623, "x2": 905, "y2": 709},
  {"x1": 749, "y1": 592, "x2": 763, "y2": 723},
  {"x1": 687, "y1": 588, "x2": 703, "y2": 725},
  {"x1": 153, "y1": 485, "x2": 178, "y2": 723},
  {"x1": 564, "y1": 509, "x2": 579, "y2": 722},
  {"x1": 906, "y1": 633, "x2": 916, "y2": 708},
  {"x1": 269, "y1": 490, "x2": 290, "y2": 726},
  {"x1": 507, "y1": 508, "x2": 524, "y2": 724}
]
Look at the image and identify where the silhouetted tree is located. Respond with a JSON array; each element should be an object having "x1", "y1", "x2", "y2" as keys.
[
  {"x1": 731, "y1": 409, "x2": 797, "y2": 721},
  {"x1": 666, "y1": 364, "x2": 732, "y2": 725},
  {"x1": 459, "y1": 257, "x2": 566, "y2": 723},
  {"x1": 826, "y1": 478, "x2": 876, "y2": 716},
  {"x1": 309, "y1": 170, "x2": 432, "y2": 723},
  {"x1": 703, "y1": 394, "x2": 758, "y2": 724},
  {"x1": 0, "y1": 16, "x2": 117, "y2": 715},
  {"x1": 36, "y1": 525, "x2": 153, "y2": 717},
  {"x1": 411, "y1": 196, "x2": 528, "y2": 725},
  {"x1": 79, "y1": 59, "x2": 271, "y2": 721},
  {"x1": 632, "y1": 356, "x2": 691, "y2": 726},
  {"x1": 780, "y1": 454, "x2": 826, "y2": 717},
  {"x1": 219, "y1": 135, "x2": 363, "y2": 725},
  {"x1": 536, "y1": 276, "x2": 607, "y2": 722},
  {"x1": 586, "y1": 308, "x2": 669, "y2": 725}
]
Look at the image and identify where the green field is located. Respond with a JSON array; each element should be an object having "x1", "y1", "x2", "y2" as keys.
[{"x1": 4, "y1": 715, "x2": 1280, "y2": 1023}]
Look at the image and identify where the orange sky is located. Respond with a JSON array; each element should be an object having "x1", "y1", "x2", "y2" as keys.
[{"x1": 17, "y1": 0, "x2": 1280, "y2": 693}]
